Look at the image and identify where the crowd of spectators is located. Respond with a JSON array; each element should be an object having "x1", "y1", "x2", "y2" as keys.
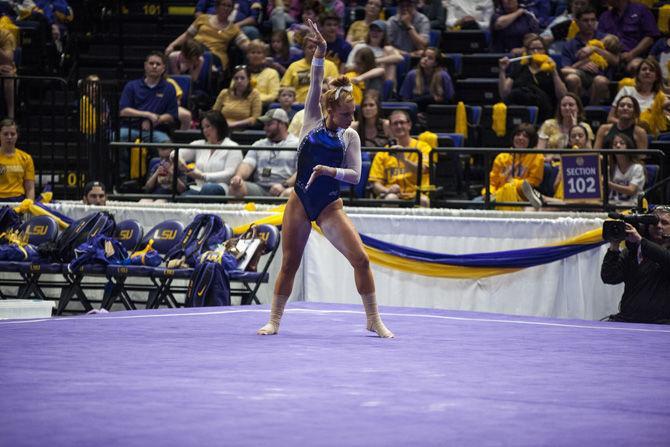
[{"x1": 67, "y1": 0, "x2": 670, "y2": 207}]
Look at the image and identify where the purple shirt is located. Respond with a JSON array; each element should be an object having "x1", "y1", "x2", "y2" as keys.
[
  {"x1": 490, "y1": 10, "x2": 540, "y2": 53},
  {"x1": 597, "y1": 2, "x2": 659, "y2": 53},
  {"x1": 119, "y1": 78, "x2": 178, "y2": 123},
  {"x1": 399, "y1": 69, "x2": 454, "y2": 102},
  {"x1": 561, "y1": 31, "x2": 607, "y2": 75}
]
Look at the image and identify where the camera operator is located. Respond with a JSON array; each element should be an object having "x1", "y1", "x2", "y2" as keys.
[{"x1": 601, "y1": 206, "x2": 670, "y2": 324}]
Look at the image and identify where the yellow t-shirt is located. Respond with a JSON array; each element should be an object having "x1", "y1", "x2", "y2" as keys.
[
  {"x1": 212, "y1": 88, "x2": 262, "y2": 122},
  {"x1": 280, "y1": 58, "x2": 339, "y2": 103},
  {"x1": 189, "y1": 15, "x2": 245, "y2": 69},
  {"x1": 368, "y1": 138, "x2": 432, "y2": 199},
  {"x1": 0, "y1": 148, "x2": 35, "y2": 198},
  {"x1": 250, "y1": 67, "x2": 280, "y2": 104}
]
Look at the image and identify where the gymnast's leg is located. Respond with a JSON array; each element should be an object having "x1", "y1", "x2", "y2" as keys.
[
  {"x1": 317, "y1": 200, "x2": 394, "y2": 338},
  {"x1": 257, "y1": 193, "x2": 312, "y2": 335}
]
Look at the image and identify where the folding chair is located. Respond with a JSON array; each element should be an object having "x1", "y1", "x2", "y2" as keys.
[
  {"x1": 146, "y1": 223, "x2": 233, "y2": 309},
  {"x1": 56, "y1": 220, "x2": 145, "y2": 315},
  {"x1": 103, "y1": 219, "x2": 185, "y2": 310},
  {"x1": 233, "y1": 224, "x2": 281, "y2": 305},
  {"x1": 0, "y1": 215, "x2": 61, "y2": 301}
]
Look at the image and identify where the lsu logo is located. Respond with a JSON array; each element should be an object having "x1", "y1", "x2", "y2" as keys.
[
  {"x1": 26, "y1": 225, "x2": 48, "y2": 236},
  {"x1": 118, "y1": 229, "x2": 133, "y2": 240},
  {"x1": 157, "y1": 229, "x2": 177, "y2": 240},
  {"x1": 258, "y1": 232, "x2": 269, "y2": 242},
  {"x1": 30, "y1": 264, "x2": 41, "y2": 271},
  {"x1": 119, "y1": 267, "x2": 128, "y2": 274}
]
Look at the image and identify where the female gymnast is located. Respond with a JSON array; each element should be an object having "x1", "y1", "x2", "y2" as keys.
[{"x1": 257, "y1": 19, "x2": 394, "y2": 338}]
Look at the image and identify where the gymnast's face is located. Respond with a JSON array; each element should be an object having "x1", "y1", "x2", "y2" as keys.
[{"x1": 329, "y1": 101, "x2": 356, "y2": 129}]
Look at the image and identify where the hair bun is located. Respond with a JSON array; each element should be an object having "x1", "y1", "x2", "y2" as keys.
[{"x1": 329, "y1": 75, "x2": 352, "y2": 89}]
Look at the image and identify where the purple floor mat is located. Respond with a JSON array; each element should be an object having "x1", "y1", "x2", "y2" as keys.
[{"x1": 1, "y1": 302, "x2": 669, "y2": 446}]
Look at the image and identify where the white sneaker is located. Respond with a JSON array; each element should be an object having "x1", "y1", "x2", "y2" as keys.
[{"x1": 522, "y1": 180, "x2": 543, "y2": 210}]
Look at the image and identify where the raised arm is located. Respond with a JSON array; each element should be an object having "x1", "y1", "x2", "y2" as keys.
[{"x1": 302, "y1": 19, "x2": 328, "y2": 134}]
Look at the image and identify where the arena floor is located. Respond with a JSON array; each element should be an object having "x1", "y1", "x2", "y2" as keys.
[{"x1": 1, "y1": 302, "x2": 669, "y2": 446}]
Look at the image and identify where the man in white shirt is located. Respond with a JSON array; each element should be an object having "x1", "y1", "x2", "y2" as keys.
[{"x1": 229, "y1": 109, "x2": 299, "y2": 197}]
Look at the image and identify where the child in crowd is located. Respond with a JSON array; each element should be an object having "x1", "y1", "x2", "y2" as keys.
[
  {"x1": 608, "y1": 132, "x2": 646, "y2": 207},
  {"x1": 277, "y1": 86, "x2": 298, "y2": 121},
  {"x1": 143, "y1": 147, "x2": 188, "y2": 201}
]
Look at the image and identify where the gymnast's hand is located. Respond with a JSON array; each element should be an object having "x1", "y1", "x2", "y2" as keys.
[
  {"x1": 305, "y1": 164, "x2": 335, "y2": 189},
  {"x1": 306, "y1": 19, "x2": 327, "y2": 59}
]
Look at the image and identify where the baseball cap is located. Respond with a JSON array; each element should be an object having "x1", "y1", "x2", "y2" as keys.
[
  {"x1": 370, "y1": 20, "x2": 387, "y2": 32},
  {"x1": 259, "y1": 108, "x2": 290, "y2": 124}
]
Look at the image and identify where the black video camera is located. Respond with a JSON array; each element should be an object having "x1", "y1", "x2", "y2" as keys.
[{"x1": 603, "y1": 212, "x2": 659, "y2": 242}]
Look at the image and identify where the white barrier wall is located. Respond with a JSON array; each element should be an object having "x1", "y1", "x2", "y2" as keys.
[{"x1": 54, "y1": 203, "x2": 623, "y2": 320}]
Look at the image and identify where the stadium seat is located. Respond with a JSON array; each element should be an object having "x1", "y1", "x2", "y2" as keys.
[
  {"x1": 459, "y1": 54, "x2": 507, "y2": 78},
  {"x1": 429, "y1": 30, "x2": 441, "y2": 48},
  {"x1": 443, "y1": 53, "x2": 462, "y2": 78},
  {"x1": 478, "y1": 105, "x2": 539, "y2": 147},
  {"x1": 440, "y1": 30, "x2": 489, "y2": 54},
  {"x1": 425, "y1": 104, "x2": 482, "y2": 139},
  {"x1": 584, "y1": 106, "x2": 610, "y2": 130},
  {"x1": 267, "y1": 103, "x2": 305, "y2": 112},
  {"x1": 455, "y1": 78, "x2": 499, "y2": 105},
  {"x1": 644, "y1": 164, "x2": 659, "y2": 190},
  {"x1": 381, "y1": 101, "x2": 418, "y2": 124}
]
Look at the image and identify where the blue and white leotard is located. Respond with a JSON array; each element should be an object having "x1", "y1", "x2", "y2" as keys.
[{"x1": 295, "y1": 56, "x2": 362, "y2": 221}]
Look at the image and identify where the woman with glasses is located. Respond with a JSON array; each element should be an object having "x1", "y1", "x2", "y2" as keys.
[
  {"x1": 165, "y1": 0, "x2": 249, "y2": 72},
  {"x1": 498, "y1": 33, "x2": 568, "y2": 121},
  {"x1": 212, "y1": 65, "x2": 262, "y2": 129},
  {"x1": 257, "y1": 20, "x2": 394, "y2": 338}
]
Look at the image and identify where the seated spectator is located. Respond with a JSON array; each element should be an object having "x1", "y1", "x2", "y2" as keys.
[
  {"x1": 537, "y1": 93, "x2": 594, "y2": 152},
  {"x1": 344, "y1": 47, "x2": 385, "y2": 104},
  {"x1": 595, "y1": 95, "x2": 648, "y2": 149},
  {"x1": 498, "y1": 34, "x2": 568, "y2": 122},
  {"x1": 0, "y1": 27, "x2": 15, "y2": 119},
  {"x1": 281, "y1": 38, "x2": 338, "y2": 103},
  {"x1": 597, "y1": 0, "x2": 659, "y2": 74},
  {"x1": 317, "y1": 0, "x2": 345, "y2": 34},
  {"x1": 194, "y1": 0, "x2": 261, "y2": 39},
  {"x1": 479, "y1": 123, "x2": 544, "y2": 208},
  {"x1": 287, "y1": 0, "x2": 323, "y2": 47},
  {"x1": 268, "y1": 30, "x2": 303, "y2": 76},
  {"x1": 119, "y1": 52, "x2": 177, "y2": 144},
  {"x1": 609, "y1": 57, "x2": 663, "y2": 124},
  {"x1": 143, "y1": 147, "x2": 188, "y2": 200},
  {"x1": 351, "y1": 89, "x2": 391, "y2": 148},
  {"x1": 265, "y1": 0, "x2": 303, "y2": 33},
  {"x1": 277, "y1": 86, "x2": 298, "y2": 122},
  {"x1": 0, "y1": 118, "x2": 34, "y2": 201},
  {"x1": 399, "y1": 47, "x2": 454, "y2": 112},
  {"x1": 444, "y1": 0, "x2": 495, "y2": 31},
  {"x1": 608, "y1": 132, "x2": 645, "y2": 206},
  {"x1": 561, "y1": 6, "x2": 619, "y2": 106},
  {"x1": 82, "y1": 180, "x2": 107, "y2": 206},
  {"x1": 346, "y1": 0, "x2": 383, "y2": 46},
  {"x1": 167, "y1": 38, "x2": 209, "y2": 94},
  {"x1": 33, "y1": 0, "x2": 73, "y2": 54},
  {"x1": 650, "y1": 23, "x2": 670, "y2": 83},
  {"x1": 228, "y1": 109, "x2": 299, "y2": 198},
  {"x1": 176, "y1": 110, "x2": 243, "y2": 196},
  {"x1": 369, "y1": 109, "x2": 432, "y2": 207},
  {"x1": 319, "y1": 12, "x2": 351, "y2": 70},
  {"x1": 490, "y1": 0, "x2": 540, "y2": 54},
  {"x1": 165, "y1": 0, "x2": 250, "y2": 73},
  {"x1": 345, "y1": 20, "x2": 403, "y2": 85},
  {"x1": 541, "y1": 0, "x2": 590, "y2": 53},
  {"x1": 246, "y1": 39, "x2": 281, "y2": 105},
  {"x1": 212, "y1": 65, "x2": 262, "y2": 130},
  {"x1": 0, "y1": 118, "x2": 35, "y2": 202},
  {"x1": 416, "y1": 0, "x2": 446, "y2": 32},
  {"x1": 387, "y1": 0, "x2": 430, "y2": 56}
]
